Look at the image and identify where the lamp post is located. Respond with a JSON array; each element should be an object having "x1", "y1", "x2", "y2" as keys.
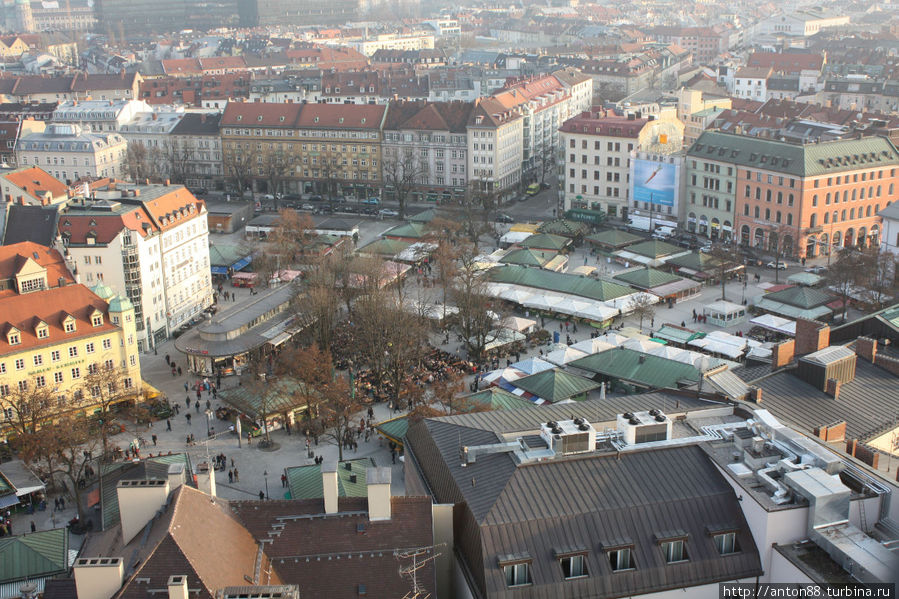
[{"x1": 263, "y1": 470, "x2": 269, "y2": 500}]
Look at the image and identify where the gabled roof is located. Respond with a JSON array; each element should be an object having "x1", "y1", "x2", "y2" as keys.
[
  {"x1": 0, "y1": 242, "x2": 71, "y2": 289},
  {"x1": 512, "y1": 367, "x2": 600, "y2": 401},
  {"x1": 518, "y1": 232, "x2": 570, "y2": 251},
  {"x1": 221, "y1": 101, "x2": 302, "y2": 128},
  {"x1": 2, "y1": 166, "x2": 67, "y2": 202},
  {"x1": 384, "y1": 100, "x2": 473, "y2": 133},
  {"x1": 464, "y1": 387, "x2": 535, "y2": 410},
  {"x1": 499, "y1": 248, "x2": 554, "y2": 267},
  {"x1": 613, "y1": 267, "x2": 683, "y2": 289},
  {"x1": 0, "y1": 527, "x2": 69, "y2": 583},
  {"x1": 285, "y1": 458, "x2": 374, "y2": 500},
  {"x1": 296, "y1": 104, "x2": 386, "y2": 130},
  {"x1": 570, "y1": 347, "x2": 701, "y2": 388},
  {"x1": 586, "y1": 228, "x2": 644, "y2": 248},
  {"x1": 115, "y1": 486, "x2": 282, "y2": 599},
  {"x1": 358, "y1": 237, "x2": 410, "y2": 257},
  {"x1": 537, "y1": 218, "x2": 591, "y2": 238},
  {"x1": 2, "y1": 204, "x2": 62, "y2": 246},
  {"x1": 625, "y1": 239, "x2": 683, "y2": 259},
  {"x1": 382, "y1": 221, "x2": 428, "y2": 240}
]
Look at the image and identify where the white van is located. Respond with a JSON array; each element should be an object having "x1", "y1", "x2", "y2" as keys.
[{"x1": 652, "y1": 226, "x2": 675, "y2": 239}]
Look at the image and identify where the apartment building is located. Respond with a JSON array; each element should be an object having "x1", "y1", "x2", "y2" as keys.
[
  {"x1": 58, "y1": 183, "x2": 213, "y2": 351},
  {"x1": 382, "y1": 100, "x2": 473, "y2": 202},
  {"x1": 467, "y1": 96, "x2": 523, "y2": 199},
  {"x1": 684, "y1": 141, "x2": 740, "y2": 241},
  {"x1": 0, "y1": 73, "x2": 143, "y2": 104},
  {"x1": 0, "y1": 242, "x2": 141, "y2": 435},
  {"x1": 51, "y1": 99, "x2": 155, "y2": 133},
  {"x1": 15, "y1": 123, "x2": 127, "y2": 183},
  {"x1": 689, "y1": 130, "x2": 899, "y2": 259},
  {"x1": 560, "y1": 109, "x2": 683, "y2": 219}
]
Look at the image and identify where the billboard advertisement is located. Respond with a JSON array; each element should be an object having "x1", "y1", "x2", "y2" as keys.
[{"x1": 633, "y1": 159, "x2": 677, "y2": 207}]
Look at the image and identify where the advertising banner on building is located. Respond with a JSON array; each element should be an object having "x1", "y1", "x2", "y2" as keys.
[{"x1": 633, "y1": 159, "x2": 678, "y2": 207}]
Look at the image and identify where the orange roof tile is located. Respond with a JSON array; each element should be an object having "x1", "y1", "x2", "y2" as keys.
[
  {"x1": 0, "y1": 242, "x2": 73, "y2": 293},
  {"x1": 3, "y1": 166, "x2": 68, "y2": 202},
  {"x1": 221, "y1": 101, "x2": 303, "y2": 128}
]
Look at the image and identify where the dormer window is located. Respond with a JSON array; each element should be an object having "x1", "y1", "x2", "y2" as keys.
[
  {"x1": 236, "y1": 115, "x2": 242, "y2": 121},
  {"x1": 35, "y1": 320, "x2": 48, "y2": 339},
  {"x1": 91, "y1": 311, "x2": 103, "y2": 327},
  {"x1": 7, "y1": 327, "x2": 20, "y2": 345},
  {"x1": 63, "y1": 315, "x2": 76, "y2": 333}
]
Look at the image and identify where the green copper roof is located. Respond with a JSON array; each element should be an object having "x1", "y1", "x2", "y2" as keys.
[
  {"x1": 107, "y1": 295, "x2": 133, "y2": 312},
  {"x1": 0, "y1": 527, "x2": 69, "y2": 582},
  {"x1": 613, "y1": 267, "x2": 683, "y2": 289},
  {"x1": 765, "y1": 285, "x2": 833, "y2": 309},
  {"x1": 518, "y1": 233, "x2": 571, "y2": 251},
  {"x1": 487, "y1": 265, "x2": 633, "y2": 302},
  {"x1": 689, "y1": 130, "x2": 899, "y2": 178},
  {"x1": 286, "y1": 458, "x2": 374, "y2": 500},
  {"x1": 382, "y1": 222, "x2": 429, "y2": 239},
  {"x1": 408, "y1": 208, "x2": 437, "y2": 223},
  {"x1": 219, "y1": 378, "x2": 311, "y2": 419},
  {"x1": 623, "y1": 239, "x2": 683, "y2": 259},
  {"x1": 89, "y1": 283, "x2": 115, "y2": 300},
  {"x1": 586, "y1": 229, "x2": 643, "y2": 248},
  {"x1": 376, "y1": 416, "x2": 409, "y2": 447},
  {"x1": 512, "y1": 368, "x2": 600, "y2": 402},
  {"x1": 499, "y1": 248, "x2": 555, "y2": 267},
  {"x1": 537, "y1": 218, "x2": 591, "y2": 238},
  {"x1": 358, "y1": 238, "x2": 410, "y2": 257},
  {"x1": 464, "y1": 387, "x2": 534, "y2": 410},
  {"x1": 208, "y1": 244, "x2": 250, "y2": 267},
  {"x1": 570, "y1": 347, "x2": 700, "y2": 388}
]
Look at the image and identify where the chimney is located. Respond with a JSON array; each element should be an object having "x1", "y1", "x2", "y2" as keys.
[
  {"x1": 152, "y1": 112, "x2": 158, "y2": 120},
  {"x1": 164, "y1": 179, "x2": 170, "y2": 186},
  {"x1": 134, "y1": 188, "x2": 140, "y2": 197},
  {"x1": 17, "y1": 196, "x2": 24, "y2": 205},
  {"x1": 116, "y1": 479, "x2": 170, "y2": 545},
  {"x1": 322, "y1": 462, "x2": 338, "y2": 514},
  {"x1": 795, "y1": 318, "x2": 830, "y2": 355},
  {"x1": 73, "y1": 557, "x2": 124, "y2": 599},
  {"x1": 749, "y1": 387, "x2": 762, "y2": 403},
  {"x1": 195, "y1": 463, "x2": 216, "y2": 498},
  {"x1": 824, "y1": 377, "x2": 841, "y2": 399},
  {"x1": 167, "y1": 463, "x2": 185, "y2": 492},
  {"x1": 771, "y1": 338, "x2": 795, "y2": 370},
  {"x1": 855, "y1": 337, "x2": 877, "y2": 362},
  {"x1": 166, "y1": 575, "x2": 188, "y2": 599},
  {"x1": 366, "y1": 467, "x2": 392, "y2": 521}
]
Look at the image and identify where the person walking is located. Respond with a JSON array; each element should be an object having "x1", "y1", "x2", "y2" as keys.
[
  {"x1": 259, "y1": 491, "x2": 265, "y2": 501},
  {"x1": 233, "y1": 467, "x2": 239, "y2": 482},
  {"x1": 166, "y1": 419, "x2": 172, "y2": 431},
  {"x1": 59, "y1": 496, "x2": 65, "y2": 510},
  {"x1": 184, "y1": 382, "x2": 189, "y2": 392},
  {"x1": 30, "y1": 520, "x2": 36, "y2": 533},
  {"x1": 185, "y1": 396, "x2": 190, "y2": 409},
  {"x1": 228, "y1": 469, "x2": 234, "y2": 483},
  {"x1": 195, "y1": 401, "x2": 200, "y2": 413},
  {"x1": 186, "y1": 413, "x2": 192, "y2": 426},
  {"x1": 151, "y1": 434, "x2": 157, "y2": 446},
  {"x1": 281, "y1": 473, "x2": 287, "y2": 488}
]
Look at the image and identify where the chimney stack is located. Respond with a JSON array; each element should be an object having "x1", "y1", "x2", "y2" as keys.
[
  {"x1": 322, "y1": 462, "x2": 339, "y2": 514},
  {"x1": 824, "y1": 377, "x2": 841, "y2": 399},
  {"x1": 167, "y1": 463, "x2": 185, "y2": 492},
  {"x1": 195, "y1": 463, "x2": 216, "y2": 498},
  {"x1": 73, "y1": 557, "x2": 124, "y2": 599},
  {"x1": 366, "y1": 467, "x2": 392, "y2": 521},
  {"x1": 116, "y1": 479, "x2": 170, "y2": 545},
  {"x1": 771, "y1": 338, "x2": 795, "y2": 371},
  {"x1": 166, "y1": 576, "x2": 188, "y2": 599},
  {"x1": 795, "y1": 318, "x2": 830, "y2": 355},
  {"x1": 855, "y1": 337, "x2": 877, "y2": 362}
]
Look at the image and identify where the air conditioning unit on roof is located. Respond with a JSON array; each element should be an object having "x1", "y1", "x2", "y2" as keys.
[{"x1": 539, "y1": 418, "x2": 596, "y2": 455}]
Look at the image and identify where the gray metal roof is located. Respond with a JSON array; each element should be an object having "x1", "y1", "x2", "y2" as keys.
[
  {"x1": 405, "y1": 395, "x2": 761, "y2": 599},
  {"x1": 740, "y1": 357, "x2": 899, "y2": 442}
]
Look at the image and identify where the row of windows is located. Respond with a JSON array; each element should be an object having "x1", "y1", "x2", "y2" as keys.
[
  {"x1": 503, "y1": 534, "x2": 739, "y2": 588},
  {"x1": 1, "y1": 377, "x2": 135, "y2": 414},
  {"x1": 0, "y1": 339, "x2": 115, "y2": 372},
  {"x1": 811, "y1": 170, "x2": 893, "y2": 186},
  {"x1": 568, "y1": 139, "x2": 635, "y2": 153},
  {"x1": 811, "y1": 186, "x2": 891, "y2": 205}
]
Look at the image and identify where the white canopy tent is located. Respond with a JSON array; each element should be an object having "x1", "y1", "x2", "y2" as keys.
[
  {"x1": 545, "y1": 346, "x2": 588, "y2": 365},
  {"x1": 703, "y1": 300, "x2": 748, "y2": 328},
  {"x1": 750, "y1": 314, "x2": 796, "y2": 336},
  {"x1": 500, "y1": 316, "x2": 537, "y2": 333}
]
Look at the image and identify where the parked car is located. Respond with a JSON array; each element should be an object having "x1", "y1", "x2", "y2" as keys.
[
  {"x1": 362, "y1": 197, "x2": 380, "y2": 205},
  {"x1": 309, "y1": 195, "x2": 324, "y2": 202},
  {"x1": 189, "y1": 188, "x2": 207, "y2": 196},
  {"x1": 495, "y1": 213, "x2": 514, "y2": 223},
  {"x1": 301, "y1": 203, "x2": 315, "y2": 211},
  {"x1": 805, "y1": 265, "x2": 828, "y2": 274},
  {"x1": 766, "y1": 260, "x2": 789, "y2": 270},
  {"x1": 378, "y1": 208, "x2": 399, "y2": 217}
]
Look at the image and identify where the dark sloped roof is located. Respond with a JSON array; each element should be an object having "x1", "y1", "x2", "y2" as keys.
[
  {"x1": 0, "y1": 527, "x2": 68, "y2": 583},
  {"x1": 512, "y1": 368, "x2": 600, "y2": 401},
  {"x1": 405, "y1": 408, "x2": 760, "y2": 599},
  {"x1": 487, "y1": 265, "x2": 633, "y2": 302},
  {"x1": 613, "y1": 267, "x2": 683, "y2": 289},
  {"x1": 586, "y1": 229, "x2": 643, "y2": 248},
  {"x1": 2, "y1": 204, "x2": 61, "y2": 246},
  {"x1": 740, "y1": 355, "x2": 899, "y2": 442},
  {"x1": 625, "y1": 239, "x2": 683, "y2": 258}
]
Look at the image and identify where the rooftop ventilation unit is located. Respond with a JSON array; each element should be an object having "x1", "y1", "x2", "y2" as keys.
[
  {"x1": 539, "y1": 418, "x2": 596, "y2": 455},
  {"x1": 616, "y1": 411, "x2": 673, "y2": 445}
]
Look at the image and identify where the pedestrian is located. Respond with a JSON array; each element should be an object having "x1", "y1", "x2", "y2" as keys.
[
  {"x1": 30, "y1": 520, "x2": 36, "y2": 533},
  {"x1": 177, "y1": 366, "x2": 182, "y2": 376},
  {"x1": 196, "y1": 389, "x2": 201, "y2": 401},
  {"x1": 234, "y1": 467, "x2": 239, "y2": 482},
  {"x1": 390, "y1": 448, "x2": 396, "y2": 464},
  {"x1": 228, "y1": 469, "x2": 234, "y2": 483},
  {"x1": 184, "y1": 382, "x2": 188, "y2": 392},
  {"x1": 185, "y1": 396, "x2": 190, "y2": 409},
  {"x1": 281, "y1": 473, "x2": 287, "y2": 488},
  {"x1": 231, "y1": 458, "x2": 235, "y2": 468},
  {"x1": 165, "y1": 354, "x2": 171, "y2": 365},
  {"x1": 195, "y1": 401, "x2": 200, "y2": 413},
  {"x1": 166, "y1": 419, "x2": 172, "y2": 431},
  {"x1": 367, "y1": 406, "x2": 374, "y2": 420},
  {"x1": 54, "y1": 497, "x2": 59, "y2": 511},
  {"x1": 212, "y1": 386, "x2": 217, "y2": 400},
  {"x1": 151, "y1": 434, "x2": 157, "y2": 446},
  {"x1": 59, "y1": 496, "x2": 65, "y2": 510},
  {"x1": 206, "y1": 399, "x2": 211, "y2": 410},
  {"x1": 247, "y1": 432, "x2": 252, "y2": 445},
  {"x1": 186, "y1": 413, "x2": 192, "y2": 425},
  {"x1": 259, "y1": 491, "x2": 265, "y2": 501}
]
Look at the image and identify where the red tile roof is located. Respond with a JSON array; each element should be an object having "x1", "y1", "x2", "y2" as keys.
[
  {"x1": 747, "y1": 52, "x2": 825, "y2": 74},
  {"x1": 296, "y1": 104, "x2": 386, "y2": 129},
  {"x1": 560, "y1": 110, "x2": 648, "y2": 138},
  {"x1": 59, "y1": 205, "x2": 155, "y2": 244},
  {"x1": 3, "y1": 166, "x2": 68, "y2": 202},
  {"x1": 140, "y1": 187, "x2": 206, "y2": 233},
  {"x1": 0, "y1": 241, "x2": 73, "y2": 292},
  {"x1": 221, "y1": 101, "x2": 303, "y2": 128},
  {"x1": 0, "y1": 284, "x2": 119, "y2": 355}
]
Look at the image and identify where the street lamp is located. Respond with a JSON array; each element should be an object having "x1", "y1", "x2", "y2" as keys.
[
  {"x1": 263, "y1": 470, "x2": 269, "y2": 500},
  {"x1": 205, "y1": 409, "x2": 213, "y2": 437}
]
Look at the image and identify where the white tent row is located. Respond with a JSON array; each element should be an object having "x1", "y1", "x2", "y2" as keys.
[
  {"x1": 484, "y1": 283, "x2": 630, "y2": 323},
  {"x1": 750, "y1": 314, "x2": 796, "y2": 336},
  {"x1": 403, "y1": 300, "x2": 459, "y2": 320},
  {"x1": 569, "y1": 331, "x2": 740, "y2": 370},
  {"x1": 688, "y1": 330, "x2": 760, "y2": 360},
  {"x1": 395, "y1": 242, "x2": 438, "y2": 263},
  {"x1": 483, "y1": 328, "x2": 526, "y2": 352}
]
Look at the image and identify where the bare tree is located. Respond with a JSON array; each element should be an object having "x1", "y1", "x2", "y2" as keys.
[
  {"x1": 19, "y1": 413, "x2": 102, "y2": 520},
  {"x1": 268, "y1": 208, "x2": 316, "y2": 267},
  {"x1": 80, "y1": 363, "x2": 131, "y2": 460},
  {"x1": 859, "y1": 247, "x2": 898, "y2": 308},
  {"x1": 161, "y1": 139, "x2": 194, "y2": 185},
  {"x1": 535, "y1": 143, "x2": 556, "y2": 187},
  {"x1": 708, "y1": 242, "x2": 740, "y2": 302},
  {"x1": 382, "y1": 148, "x2": 429, "y2": 219},
  {"x1": 627, "y1": 294, "x2": 657, "y2": 334},
  {"x1": 223, "y1": 145, "x2": 255, "y2": 197},
  {"x1": 826, "y1": 248, "x2": 866, "y2": 322},
  {"x1": 451, "y1": 245, "x2": 500, "y2": 360},
  {"x1": 258, "y1": 147, "x2": 293, "y2": 198},
  {"x1": 315, "y1": 373, "x2": 357, "y2": 462},
  {"x1": 765, "y1": 224, "x2": 792, "y2": 284},
  {"x1": 125, "y1": 142, "x2": 156, "y2": 182},
  {"x1": 0, "y1": 380, "x2": 56, "y2": 440}
]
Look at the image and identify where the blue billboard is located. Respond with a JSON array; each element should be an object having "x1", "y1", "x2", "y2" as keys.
[{"x1": 633, "y1": 159, "x2": 677, "y2": 207}]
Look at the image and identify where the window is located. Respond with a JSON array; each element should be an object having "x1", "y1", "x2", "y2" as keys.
[
  {"x1": 64, "y1": 320, "x2": 75, "y2": 333},
  {"x1": 71, "y1": 367, "x2": 81, "y2": 379},
  {"x1": 35, "y1": 375, "x2": 46, "y2": 388},
  {"x1": 503, "y1": 563, "x2": 531, "y2": 587},
  {"x1": 37, "y1": 327, "x2": 48, "y2": 339},
  {"x1": 102, "y1": 339, "x2": 112, "y2": 350},
  {"x1": 714, "y1": 532, "x2": 739, "y2": 555},
  {"x1": 86, "y1": 342, "x2": 95, "y2": 354},
  {"x1": 92, "y1": 315, "x2": 103, "y2": 326},
  {"x1": 68, "y1": 346, "x2": 78, "y2": 358},
  {"x1": 609, "y1": 548, "x2": 633, "y2": 571},
  {"x1": 662, "y1": 540, "x2": 688, "y2": 563},
  {"x1": 54, "y1": 371, "x2": 64, "y2": 384},
  {"x1": 560, "y1": 554, "x2": 588, "y2": 579},
  {"x1": 9, "y1": 333, "x2": 19, "y2": 345},
  {"x1": 51, "y1": 350, "x2": 60, "y2": 362},
  {"x1": 15, "y1": 358, "x2": 24, "y2": 370}
]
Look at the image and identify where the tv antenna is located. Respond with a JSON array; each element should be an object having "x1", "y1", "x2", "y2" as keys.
[{"x1": 394, "y1": 543, "x2": 444, "y2": 599}]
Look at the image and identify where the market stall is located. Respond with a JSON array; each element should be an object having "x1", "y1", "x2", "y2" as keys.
[{"x1": 703, "y1": 300, "x2": 748, "y2": 328}]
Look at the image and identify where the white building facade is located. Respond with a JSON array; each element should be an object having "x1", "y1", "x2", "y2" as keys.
[{"x1": 16, "y1": 124, "x2": 127, "y2": 183}]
